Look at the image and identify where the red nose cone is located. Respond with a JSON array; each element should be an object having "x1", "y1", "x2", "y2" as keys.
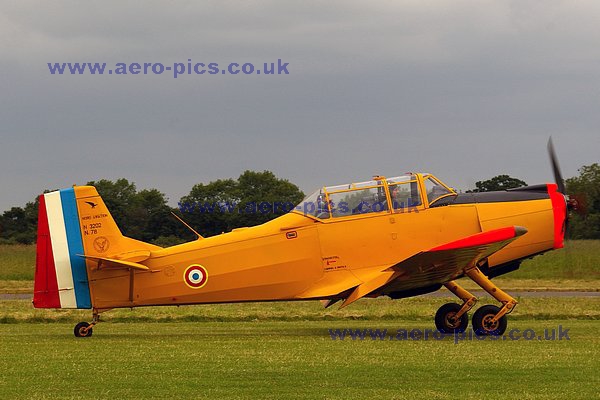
[{"x1": 547, "y1": 183, "x2": 567, "y2": 249}]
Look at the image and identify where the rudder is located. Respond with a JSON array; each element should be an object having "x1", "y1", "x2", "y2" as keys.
[{"x1": 33, "y1": 188, "x2": 91, "y2": 309}]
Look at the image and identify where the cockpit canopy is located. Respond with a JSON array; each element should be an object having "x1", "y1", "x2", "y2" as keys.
[{"x1": 295, "y1": 173, "x2": 456, "y2": 219}]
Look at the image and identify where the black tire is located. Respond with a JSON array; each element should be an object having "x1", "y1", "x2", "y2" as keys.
[
  {"x1": 435, "y1": 303, "x2": 469, "y2": 334},
  {"x1": 74, "y1": 322, "x2": 93, "y2": 338},
  {"x1": 472, "y1": 305, "x2": 507, "y2": 336}
]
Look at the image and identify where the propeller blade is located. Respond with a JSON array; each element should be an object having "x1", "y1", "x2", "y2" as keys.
[{"x1": 547, "y1": 137, "x2": 566, "y2": 194}]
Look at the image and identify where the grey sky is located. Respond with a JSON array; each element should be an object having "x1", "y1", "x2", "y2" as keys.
[{"x1": 1, "y1": 1, "x2": 599, "y2": 210}]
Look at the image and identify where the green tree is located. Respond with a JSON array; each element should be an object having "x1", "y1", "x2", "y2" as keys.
[
  {"x1": 467, "y1": 175, "x2": 527, "y2": 192},
  {"x1": 0, "y1": 172, "x2": 305, "y2": 245},
  {"x1": 0, "y1": 199, "x2": 39, "y2": 244},
  {"x1": 128, "y1": 189, "x2": 183, "y2": 242},
  {"x1": 87, "y1": 179, "x2": 137, "y2": 229},
  {"x1": 179, "y1": 170, "x2": 304, "y2": 237},
  {"x1": 566, "y1": 163, "x2": 600, "y2": 239},
  {"x1": 236, "y1": 170, "x2": 305, "y2": 227},
  {"x1": 87, "y1": 179, "x2": 183, "y2": 243},
  {"x1": 179, "y1": 178, "x2": 239, "y2": 237}
]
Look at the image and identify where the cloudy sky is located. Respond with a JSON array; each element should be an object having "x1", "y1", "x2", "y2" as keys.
[{"x1": 1, "y1": 1, "x2": 599, "y2": 210}]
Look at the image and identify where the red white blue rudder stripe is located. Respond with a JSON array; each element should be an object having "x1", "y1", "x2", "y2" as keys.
[{"x1": 33, "y1": 188, "x2": 91, "y2": 309}]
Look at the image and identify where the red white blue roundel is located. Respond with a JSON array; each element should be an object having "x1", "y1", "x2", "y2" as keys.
[{"x1": 184, "y1": 265, "x2": 208, "y2": 289}]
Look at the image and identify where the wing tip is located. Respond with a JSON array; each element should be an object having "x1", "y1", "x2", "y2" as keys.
[{"x1": 514, "y1": 226, "x2": 528, "y2": 237}]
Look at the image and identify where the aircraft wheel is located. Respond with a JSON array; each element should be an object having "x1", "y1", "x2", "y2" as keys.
[
  {"x1": 74, "y1": 322, "x2": 93, "y2": 338},
  {"x1": 435, "y1": 303, "x2": 468, "y2": 333},
  {"x1": 472, "y1": 305, "x2": 507, "y2": 336}
]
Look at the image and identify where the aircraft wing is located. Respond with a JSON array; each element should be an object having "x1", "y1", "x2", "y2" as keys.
[{"x1": 339, "y1": 226, "x2": 527, "y2": 308}]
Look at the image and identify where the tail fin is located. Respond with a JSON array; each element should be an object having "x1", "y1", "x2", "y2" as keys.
[{"x1": 33, "y1": 186, "x2": 158, "y2": 309}]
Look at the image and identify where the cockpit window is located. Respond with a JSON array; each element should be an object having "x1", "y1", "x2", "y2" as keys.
[
  {"x1": 296, "y1": 173, "x2": 452, "y2": 219},
  {"x1": 296, "y1": 176, "x2": 417, "y2": 219},
  {"x1": 327, "y1": 183, "x2": 388, "y2": 218},
  {"x1": 423, "y1": 175, "x2": 455, "y2": 205},
  {"x1": 387, "y1": 176, "x2": 421, "y2": 211},
  {"x1": 296, "y1": 179, "x2": 391, "y2": 219},
  {"x1": 297, "y1": 189, "x2": 330, "y2": 218}
]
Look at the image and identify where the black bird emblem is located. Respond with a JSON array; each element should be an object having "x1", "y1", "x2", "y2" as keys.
[{"x1": 85, "y1": 201, "x2": 98, "y2": 209}]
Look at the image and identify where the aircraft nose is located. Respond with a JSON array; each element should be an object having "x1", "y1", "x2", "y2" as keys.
[{"x1": 547, "y1": 183, "x2": 567, "y2": 249}]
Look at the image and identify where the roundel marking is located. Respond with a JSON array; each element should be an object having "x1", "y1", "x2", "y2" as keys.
[{"x1": 183, "y1": 264, "x2": 208, "y2": 289}]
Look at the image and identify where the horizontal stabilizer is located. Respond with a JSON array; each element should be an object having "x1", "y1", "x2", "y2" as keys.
[
  {"x1": 112, "y1": 249, "x2": 151, "y2": 263},
  {"x1": 78, "y1": 255, "x2": 150, "y2": 271}
]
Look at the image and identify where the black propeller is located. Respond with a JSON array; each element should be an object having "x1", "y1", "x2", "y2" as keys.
[
  {"x1": 547, "y1": 137, "x2": 585, "y2": 215},
  {"x1": 547, "y1": 137, "x2": 566, "y2": 194}
]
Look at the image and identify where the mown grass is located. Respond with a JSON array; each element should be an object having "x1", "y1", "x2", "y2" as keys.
[
  {"x1": 513, "y1": 240, "x2": 600, "y2": 279},
  {"x1": 0, "y1": 280, "x2": 33, "y2": 294},
  {"x1": 0, "y1": 244, "x2": 36, "y2": 280},
  {"x1": 0, "y1": 319, "x2": 598, "y2": 399},
  {"x1": 2, "y1": 242, "x2": 597, "y2": 398},
  {"x1": 1, "y1": 295, "x2": 599, "y2": 324},
  {"x1": 1, "y1": 292, "x2": 598, "y2": 398}
]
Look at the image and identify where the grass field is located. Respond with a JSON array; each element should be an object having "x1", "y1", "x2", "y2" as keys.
[
  {"x1": 514, "y1": 240, "x2": 600, "y2": 279},
  {"x1": 0, "y1": 244, "x2": 37, "y2": 280},
  {"x1": 1, "y1": 295, "x2": 599, "y2": 324},
  {"x1": 0, "y1": 304, "x2": 598, "y2": 399},
  {"x1": 1, "y1": 243, "x2": 599, "y2": 399}
]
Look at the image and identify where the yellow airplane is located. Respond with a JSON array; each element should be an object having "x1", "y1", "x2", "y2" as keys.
[{"x1": 33, "y1": 142, "x2": 570, "y2": 337}]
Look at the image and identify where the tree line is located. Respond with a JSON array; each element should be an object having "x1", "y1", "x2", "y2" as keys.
[
  {"x1": 0, "y1": 171, "x2": 305, "y2": 246},
  {"x1": 1, "y1": 166, "x2": 599, "y2": 245}
]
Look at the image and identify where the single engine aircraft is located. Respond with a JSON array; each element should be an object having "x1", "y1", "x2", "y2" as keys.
[{"x1": 33, "y1": 140, "x2": 572, "y2": 337}]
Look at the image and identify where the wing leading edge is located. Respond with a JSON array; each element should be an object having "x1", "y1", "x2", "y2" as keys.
[{"x1": 338, "y1": 226, "x2": 527, "y2": 308}]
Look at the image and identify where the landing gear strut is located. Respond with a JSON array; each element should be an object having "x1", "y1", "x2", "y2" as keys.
[
  {"x1": 465, "y1": 265, "x2": 517, "y2": 336},
  {"x1": 435, "y1": 266, "x2": 517, "y2": 336},
  {"x1": 74, "y1": 310, "x2": 100, "y2": 338},
  {"x1": 435, "y1": 280, "x2": 477, "y2": 333}
]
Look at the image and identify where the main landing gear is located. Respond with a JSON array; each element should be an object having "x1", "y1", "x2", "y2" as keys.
[
  {"x1": 74, "y1": 310, "x2": 100, "y2": 338},
  {"x1": 435, "y1": 282, "x2": 477, "y2": 334},
  {"x1": 435, "y1": 265, "x2": 517, "y2": 336}
]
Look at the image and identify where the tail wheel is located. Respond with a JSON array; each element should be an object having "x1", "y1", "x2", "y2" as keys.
[
  {"x1": 74, "y1": 322, "x2": 93, "y2": 338},
  {"x1": 435, "y1": 303, "x2": 468, "y2": 333},
  {"x1": 472, "y1": 305, "x2": 507, "y2": 336}
]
